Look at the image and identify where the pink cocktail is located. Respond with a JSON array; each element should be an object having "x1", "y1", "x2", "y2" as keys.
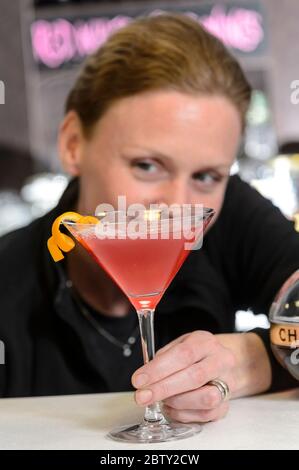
[{"x1": 64, "y1": 206, "x2": 214, "y2": 443}]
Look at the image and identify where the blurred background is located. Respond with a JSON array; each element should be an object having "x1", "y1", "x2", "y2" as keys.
[{"x1": 0, "y1": 0, "x2": 299, "y2": 329}]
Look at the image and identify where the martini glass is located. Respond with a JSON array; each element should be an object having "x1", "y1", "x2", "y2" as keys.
[{"x1": 63, "y1": 205, "x2": 215, "y2": 443}]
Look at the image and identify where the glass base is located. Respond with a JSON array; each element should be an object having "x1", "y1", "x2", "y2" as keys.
[{"x1": 107, "y1": 421, "x2": 202, "y2": 443}]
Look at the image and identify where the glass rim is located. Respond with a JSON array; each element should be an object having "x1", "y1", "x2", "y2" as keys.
[{"x1": 62, "y1": 206, "x2": 215, "y2": 228}]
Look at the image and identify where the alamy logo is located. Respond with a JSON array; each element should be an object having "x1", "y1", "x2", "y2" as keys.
[
  {"x1": 94, "y1": 198, "x2": 206, "y2": 250},
  {"x1": 0, "y1": 81, "x2": 4, "y2": 104},
  {"x1": 0, "y1": 340, "x2": 5, "y2": 364},
  {"x1": 290, "y1": 80, "x2": 299, "y2": 104}
]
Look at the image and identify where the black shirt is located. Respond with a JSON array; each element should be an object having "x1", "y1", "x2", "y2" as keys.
[{"x1": 0, "y1": 175, "x2": 298, "y2": 398}]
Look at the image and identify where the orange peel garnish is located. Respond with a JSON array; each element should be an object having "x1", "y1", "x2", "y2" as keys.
[
  {"x1": 77, "y1": 215, "x2": 99, "y2": 224},
  {"x1": 47, "y1": 211, "x2": 99, "y2": 262}
]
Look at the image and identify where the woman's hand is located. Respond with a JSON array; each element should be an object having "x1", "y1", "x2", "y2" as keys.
[{"x1": 132, "y1": 331, "x2": 272, "y2": 423}]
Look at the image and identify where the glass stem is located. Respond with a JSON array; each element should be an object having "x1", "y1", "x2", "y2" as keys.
[{"x1": 137, "y1": 308, "x2": 168, "y2": 424}]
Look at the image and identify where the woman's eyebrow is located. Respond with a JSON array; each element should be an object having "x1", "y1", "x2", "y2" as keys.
[
  {"x1": 122, "y1": 146, "x2": 174, "y2": 162},
  {"x1": 193, "y1": 164, "x2": 231, "y2": 172},
  {"x1": 121, "y1": 148, "x2": 177, "y2": 171},
  {"x1": 123, "y1": 147, "x2": 232, "y2": 173}
]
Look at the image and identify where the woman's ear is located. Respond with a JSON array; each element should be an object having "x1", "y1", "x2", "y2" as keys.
[{"x1": 58, "y1": 111, "x2": 85, "y2": 176}]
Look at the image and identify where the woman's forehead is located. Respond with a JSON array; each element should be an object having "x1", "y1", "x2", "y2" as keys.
[
  {"x1": 95, "y1": 91, "x2": 241, "y2": 135},
  {"x1": 90, "y1": 91, "x2": 241, "y2": 164}
]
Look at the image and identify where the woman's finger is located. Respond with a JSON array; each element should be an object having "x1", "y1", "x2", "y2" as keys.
[
  {"x1": 163, "y1": 382, "x2": 226, "y2": 410},
  {"x1": 163, "y1": 401, "x2": 229, "y2": 423},
  {"x1": 132, "y1": 331, "x2": 218, "y2": 389},
  {"x1": 134, "y1": 353, "x2": 225, "y2": 405}
]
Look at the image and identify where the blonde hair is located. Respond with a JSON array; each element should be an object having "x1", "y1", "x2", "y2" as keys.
[{"x1": 66, "y1": 13, "x2": 251, "y2": 135}]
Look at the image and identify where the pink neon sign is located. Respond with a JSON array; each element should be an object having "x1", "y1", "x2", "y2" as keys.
[
  {"x1": 199, "y1": 6, "x2": 264, "y2": 52},
  {"x1": 31, "y1": 6, "x2": 265, "y2": 69}
]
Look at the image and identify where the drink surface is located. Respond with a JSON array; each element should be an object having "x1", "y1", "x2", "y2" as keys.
[{"x1": 78, "y1": 233, "x2": 196, "y2": 310}]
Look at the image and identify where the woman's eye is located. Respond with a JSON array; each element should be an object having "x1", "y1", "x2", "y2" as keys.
[
  {"x1": 130, "y1": 159, "x2": 169, "y2": 180},
  {"x1": 193, "y1": 172, "x2": 222, "y2": 186},
  {"x1": 134, "y1": 161, "x2": 158, "y2": 173}
]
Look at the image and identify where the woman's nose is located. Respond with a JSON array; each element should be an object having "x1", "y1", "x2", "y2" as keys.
[{"x1": 150, "y1": 179, "x2": 192, "y2": 207}]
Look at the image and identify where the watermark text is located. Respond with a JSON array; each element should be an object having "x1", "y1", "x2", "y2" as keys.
[
  {"x1": 0, "y1": 81, "x2": 5, "y2": 104},
  {"x1": 93, "y1": 198, "x2": 213, "y2": 250},
  {"x1": 0, "y1": 340, "x2": 5, "y2": 365},
  {"x1": 290, "y1": 80, "x2": 299, "y2": 104}
]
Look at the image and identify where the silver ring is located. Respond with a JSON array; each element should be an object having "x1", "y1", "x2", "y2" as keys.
[{"x1": 208, "y1": 379, "x2": 230, "y2": 401}]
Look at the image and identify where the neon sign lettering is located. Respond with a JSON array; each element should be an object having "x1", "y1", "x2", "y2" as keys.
[{"x1": 31, "y1": 6, "x2": 264, "y2": 69}]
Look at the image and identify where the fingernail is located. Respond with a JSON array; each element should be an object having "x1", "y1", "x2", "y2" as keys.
[
  {"x1": 136, "y1": 389, "x2": 152, "y2": 405},
  {"x1": 133, "y1": 373, "x2": 148, "y2": 388}
]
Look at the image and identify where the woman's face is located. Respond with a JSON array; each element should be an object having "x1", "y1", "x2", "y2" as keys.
[{"x1": 60, "y1": 91, "x2": 242, "y2": 219}]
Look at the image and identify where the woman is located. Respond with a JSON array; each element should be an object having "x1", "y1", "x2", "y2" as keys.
[{"x1": 0, "y1": 14, "x2": 298, "y2": 423}]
